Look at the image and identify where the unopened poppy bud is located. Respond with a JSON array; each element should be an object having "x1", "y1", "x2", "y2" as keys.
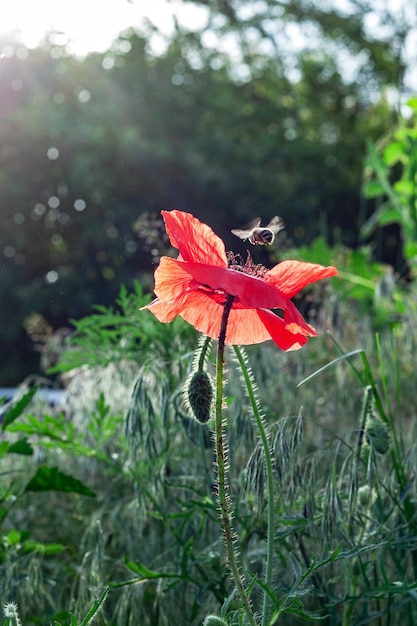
[
  {"x1": 3, "y1": 602, "x2": 22, "y2": 626},
  {"x1": 188, "y1": 371, "x2": 213, "y2": 424},
  {"x1": 203, "y1": 616, "x2": 228, "y2": 626},
  {"x1": 358, "y1": 484, "x2": 373, "y2": 506},
  {"x1": 365, "y1": 417, "x2": 390, "y2": 454}
]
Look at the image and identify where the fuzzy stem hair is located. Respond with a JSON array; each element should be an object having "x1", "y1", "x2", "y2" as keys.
[
  {"x1": 215, "y1": 295, "x2": 257, "y2": 626},
  {"x1": 233, "y1": 345, "x2": 275, "y2": 626}
]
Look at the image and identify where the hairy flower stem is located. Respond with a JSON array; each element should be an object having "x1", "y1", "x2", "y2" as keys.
[
  {"x1": 233, "y1": 346, "x2": 275, "y2": 626},
  {"x1": 198, "y1": 335, "x2": 212, "y2": 370},
  {"x1": 216, "y1": 294, "x2": 257, "y2": 626}
]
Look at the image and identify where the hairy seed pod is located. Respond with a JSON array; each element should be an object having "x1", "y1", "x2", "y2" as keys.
[
  {"x1": 365, "y1": 417, "x2": 390, "y2": 454},
  {"x1": 188, "y1": 370, "x2": 213, "y2": 424}
]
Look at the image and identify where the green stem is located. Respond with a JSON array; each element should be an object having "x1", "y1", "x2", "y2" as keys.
[
  {"x1": 233, "y1": 346, "x2": 275, "y2": 626},
  {"x1": 215, "y1": 295, "x2": 257, "y2": 626},
  {"x1": 197, "y1": 335, "x2": 212, "y2": 371}
]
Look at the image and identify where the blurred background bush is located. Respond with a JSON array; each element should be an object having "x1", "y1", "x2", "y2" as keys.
[{"x1": 0, "y1": 0, "x2": 416, "y2": 383}]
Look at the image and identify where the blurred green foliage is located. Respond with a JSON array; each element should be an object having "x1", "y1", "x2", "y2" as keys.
[
  {"x1": 0, "y1": 0, "x2": 412, "y2": 383},
  {"x1": 362, "y1": 98, "x2": 417, "y2": 266}
]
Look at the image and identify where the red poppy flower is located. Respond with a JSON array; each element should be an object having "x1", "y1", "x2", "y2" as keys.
[{"x1": 143, "y1": 210, "x2": 338, "y2": 351}]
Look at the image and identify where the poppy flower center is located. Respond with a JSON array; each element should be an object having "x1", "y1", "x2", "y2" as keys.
[{"x1": 226, "y1": 251, "x2": 268, "y2": 279}]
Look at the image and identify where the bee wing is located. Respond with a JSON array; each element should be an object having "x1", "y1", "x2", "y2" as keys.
[
  {"x1": 231, "y1": 229, "x2": 250, "y2": 239},
  {"x1": 231, "y1": 217, "x2": 261, "y2": 239},
  {"x1": 265, "y1": 216, "x2": 285, "y2": 235},
  {"x1": 243, "y1": 217, "x2": 262, "y2": 229}
]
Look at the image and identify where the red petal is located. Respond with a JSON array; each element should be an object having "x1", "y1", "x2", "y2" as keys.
[
  {"x1": 143, "y1": 291, "x2": 314, "y2": 351},
  {"x1": 153, "y1": 257, "x2": 194, "y2": 301},
  {"x1": 142, "y1": 297, "x2": 183, "y2": 323},
  {"x1": 162, "y1": 210, "x2": 227, "y2": 266},
  {"x1": 256, "y1": 309, "x2": 312, "y2": 351},
  {"x1": 266, "y1": 260, "x2": 338, "y2": 298},
  {"x1": 282, "y1": 299, "x2": 317, "y2": 335},
  {"x1": 182, "y1": 262, "x2": 290, "y2": 310}
]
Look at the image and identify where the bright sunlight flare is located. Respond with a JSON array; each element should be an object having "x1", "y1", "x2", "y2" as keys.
[{"x1": 0, "y1": 0, "x2": 208, "y2": 56}]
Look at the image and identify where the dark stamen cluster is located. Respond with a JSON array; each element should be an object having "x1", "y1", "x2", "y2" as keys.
[{"x1": 227, "y1": 251, "x2": 268, "y2": 278}]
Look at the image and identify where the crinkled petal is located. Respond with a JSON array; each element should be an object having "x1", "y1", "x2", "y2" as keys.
[
  {"x1": 162, "y1": 210, "x2": 227, "y2": 266},
  {"x1": 142, "y1": 297, "x2": 182, "y2": 323},
  {"x1": 153, "y1": 257, "x2": 195, "y2": 301},
  {"x1": 256, "y1": 309, "x2": 313, "y2": 351},
  {"x1": 144, "y1": 290, "x2": 274, "y2": 343},
  {"x1": 143, "y1": 290, "x2": 313, "y2": 350},
  {"x1": 182, "y1": 262, "x2": 290, "y2": 309},
  {"x1": 282, "y1": 299, "x2": 317, "y2": 336},
  {"x1": 266, "y1": 260, "x2": 338, "y2": 298}
]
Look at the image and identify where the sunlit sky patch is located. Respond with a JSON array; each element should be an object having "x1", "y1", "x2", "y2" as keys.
[
  {"x1": 0, "y1": 0, "x2": 208, "y2": 56},
  {"x1": 0, "y1": 0, "x2": 415, "y2": 93}
]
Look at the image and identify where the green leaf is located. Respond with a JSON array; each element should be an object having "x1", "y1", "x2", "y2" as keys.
[
  {"x1": 394, "y1": 178, "x2": 414, "y2": 196},
  {"x1": 383, "y1": 141, "x2": 404, "y2": 166},
  {"x1": 24, "y1": 465, "x2": 96, "y2": 497},
  {"x1": 79, "y1": 588, "x2": 109, "y2": 626},
  {"x1": 23, "y1": 540, "x2": 67, "y2": 555},
  {"x1": 2, "y1": 386, "x2": 38, "y2": 429},
  {"x1": 124, "y1": 557, "x2": 180, "y2": 581},
  {"x1": 7, "y1": 528, "x2": 21, "y2": 545},
  {"x1": 70, "y1": 613, "x2": 78, "y2": 626},
  {"x1": 0, "y1": 506, "x2": 8, "y2": 524},
  {"x1": 0, "y1": 441, "x2": 10, "y2": 458},
  {"x1": 407, "y1": 96, "x2": 417, "y2": 113},
  {"x1": 363, "y1": 179, "x2": 385, "y2": 198},
  {"x1": 124, "y1": 558, "x2": 165, "y2": 579},
  {"x1": 405, "y1": 240, "x2": 417, "y2": 260},
  {"x1": 297, "y1": 349, "x2": 364, "y2": 387},
  {"x1": 377, "y1": 206, "x2": 404, "y2": 226},
  {"x1": 51, "y1": 610, "x2": 72, "y2": 626},
  {"x1": 290, "y1": 552, "x2": 302, "y2": 583},
  {"x1": 7, "y1": 437, "x2": 33, "y2": 455}
]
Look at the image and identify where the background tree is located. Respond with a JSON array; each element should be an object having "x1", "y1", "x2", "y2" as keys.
[{"x1": 0, "y1": 0, "x2": 414, "y2": 383}]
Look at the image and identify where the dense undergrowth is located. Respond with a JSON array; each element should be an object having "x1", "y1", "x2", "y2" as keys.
[{"x1": 2, "y1": 269, "x2": 417, "y2": 625}]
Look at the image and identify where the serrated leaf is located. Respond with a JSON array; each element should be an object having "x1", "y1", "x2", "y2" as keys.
[
  {"x1": 2, "y1": 386, "x2": 38, "y2": 429},
  {"x1": 24, "y1": 465, "x2": 96, "y2": 497}
]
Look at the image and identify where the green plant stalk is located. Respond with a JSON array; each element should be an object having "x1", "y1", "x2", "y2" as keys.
[
  {"x1": 215, "y1": 295, "x2": 257, "y2": 626},
  {"x1": 233, "y1": 346, "x2": 274, "y2": 626},
  {"x1": 374, "y1": 333, "x2": 405, "y2": 485},
  {"x1": 342, "y1": 572, "x2": 358, "y2": 626}
]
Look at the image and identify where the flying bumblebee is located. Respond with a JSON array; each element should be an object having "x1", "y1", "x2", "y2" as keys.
[{"x1": 231, "y1": 216, "x2": 285, "y2": 245}]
